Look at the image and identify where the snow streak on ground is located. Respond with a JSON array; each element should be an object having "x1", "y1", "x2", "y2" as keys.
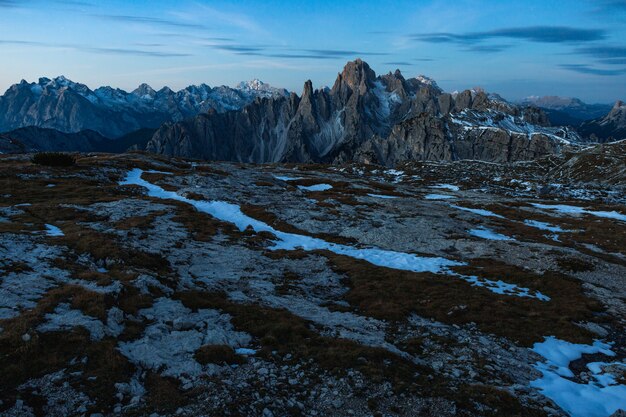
[
  {"x1": 531, "y1": 337, "x2": 626, "y2": 417},
  {"x1": 367, "y1": 194, "x2": 398, "y2": 199},
  {"x1": 424, "y1": 194, "x2": 455, "y2": 200},
  {"x1": 468, "y1": 227, "x2": 514, "y2": 241},
  {"x1": 449, "y1": 204, "x2": 505, "y2": 218},
  {"x1": 44, "y1": 224, "x2": 64, "y2": 237},
  {"x1": 273, "y1": 175, "x2": 302, "y2": 182},
  {"x1": 298, "y1": 184, "x2": 333, "y2": 192},
  {"x1": 430, "y1": 184, "x2": 460, "y2": 192},
  {"x1": 523, "y1": 220, "x2": 565, "y2": 233},
  {"x1": 121, "y1": 169, "x2": 546, "y2": 299},
  {"x1": 532, "y1": 203, "x2": 626, "y2": 222}
]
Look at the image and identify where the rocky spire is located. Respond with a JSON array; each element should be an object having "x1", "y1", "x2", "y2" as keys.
[{"x1": 331, "y1": 58, "x2": 376, "y2": 97}]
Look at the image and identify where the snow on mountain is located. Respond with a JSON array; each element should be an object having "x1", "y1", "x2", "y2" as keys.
[{"x1": 0, "y1": 77, "x2": 290, "y2": 138}]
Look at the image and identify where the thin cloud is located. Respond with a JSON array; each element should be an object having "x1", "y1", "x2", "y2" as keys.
[
  {"x1": 559, "y1": 64, "x2": 626, "y2": 76},
  {"x1": 81, "y1": 47, "x2": 191, "y2": 57},
  {"x1": 384, "y1": 62, "x2": 413, "y2": 66},
  {"x1": 465, "y1": 45, "x2": 510, "y2": 53},
  {"x1": 413, "y1": 26, "x2": 607, "y2": 44},
  {"x1": 576, "y1": 45, "x2": 626, "y2": 59},
  {"x1": 94, "y1": 14, "x2": 207, "y2": 30},
  {"x1": 0, "y1": 0, "x2": 21, "y2": 7},
  {"x1": 0, "y1": 39, "x2": 191, "y2": 57}
]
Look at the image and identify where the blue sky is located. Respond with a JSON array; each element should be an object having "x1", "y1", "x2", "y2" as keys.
[{"x1": 0, "y1": 0, "x2": 625, "y2": 103}]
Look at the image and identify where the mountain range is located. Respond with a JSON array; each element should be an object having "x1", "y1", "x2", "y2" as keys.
[
  {"x1": 1, "y1": 60, "x2": 624, "y2": 164},
  {"x1": 0, "y1": 76, "x2": 288, "y2": 138},
  {"x1": 145, "y1": 60, "x2": 582, "y2": 165}
]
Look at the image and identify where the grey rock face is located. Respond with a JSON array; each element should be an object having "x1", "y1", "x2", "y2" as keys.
[
  {"x1": 0, "y1": 77, "x2": 289, "y2": 138},
  {"x1": 147, "y1": 59, "x2": 575, "y2": 165}
]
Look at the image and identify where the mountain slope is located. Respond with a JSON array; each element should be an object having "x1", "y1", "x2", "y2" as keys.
[
  {"x1": 147, "y1": 60, "x2": 581, "y2": 165},
  {"x1": 0, "y1": 126, "x2": 155, "y2": 153},
  {"x1": 578, "y1": 101, "x2": 626, "y2": 143},
  {"x1": 0, "y1": 77, "x2": 288, "y2": 138}
]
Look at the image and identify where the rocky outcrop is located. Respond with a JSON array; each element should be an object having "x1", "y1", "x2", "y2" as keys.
[
  {"x1": 0, "y1": 77, "x2": 288, "y2": 138},
  {"x1": 147, "y1": 60, "x2": 576, "y2": 165}
]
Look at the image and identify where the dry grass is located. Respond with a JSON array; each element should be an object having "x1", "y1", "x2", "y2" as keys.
[
  {"x1": 194, "y1": 345, "x2": 246, "y2": 366},
  {"x1": 174, "y1": 291, "x2": 427, "y2": 392},
  {"x1": 0, "y1": 284, "x2": 132, "y2": 412},
  {"x1": 483, "y1": 202, "x2": 626, "y2": 257},
  {"x1": 143, "y1": 372, "x2": 187, "y2": 413},
  {"x1": 173, "y1": 290, "x2": 546, "y2": 414},
  {"x1": 324, "y1": 253, "x2": 604, "y2": 346}
]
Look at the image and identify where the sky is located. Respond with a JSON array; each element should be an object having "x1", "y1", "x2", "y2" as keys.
[{"x1": 0, "y1": 0, "x2": 625, "y2": 103}]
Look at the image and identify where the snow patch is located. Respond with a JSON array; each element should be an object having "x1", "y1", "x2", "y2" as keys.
[
  {"x1": 367, "y1": 194, "x2": 398, "y2": 199},
  {"x1": 121, "y1": 169, "x2": 548, "y2": 300},
  {"x1": 531, "y1": 337, "x2": 626, "y2": 417},
  {"x1": 532, "y1": 203, "x2": 626, "y2": 222},
  {"x1": 298, "y1": 184, "x2": 333, "y2": 192},
  {"x1": 450, "y1": 204, "x2": 505, "y2": 218},
  {"x1": 424, "y1": 194, "x2": 455, "y2": 200},
  {"x1": 430, "y1": 184, "x2": 460, "y2": 192},
  {"x1": 45, "y1": 224, "x2": 64, "y2": 237},
  {"x1": 468, "y1": 226, "x2": 514, "y2": 241}
]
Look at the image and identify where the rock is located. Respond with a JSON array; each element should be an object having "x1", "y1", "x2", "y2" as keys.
[{"x1": 21, "y1": 333, "x2": 31, "y2": 342}]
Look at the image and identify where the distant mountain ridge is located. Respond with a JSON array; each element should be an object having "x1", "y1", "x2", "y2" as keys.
[
  {"x1": 0, "y1": 76, "x2": 289, "y2": 138},
  {"x1": 578, "y1": 101, "x2": 626, "y2": 143},
  {"x1": 519, "y1": 96, "x2": 612, "y2": 126}
]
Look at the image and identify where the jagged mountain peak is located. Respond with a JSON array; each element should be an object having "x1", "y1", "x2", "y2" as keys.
[
  {"x1": 334, "y1": 58, "x2": 377, "y2": 93},
  {"x1": 132, "y1": 83, "x2": 157, "y2": 98}
]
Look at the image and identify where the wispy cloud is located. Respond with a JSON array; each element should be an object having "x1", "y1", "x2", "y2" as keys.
[
  {"x1": 204, "y1": 44, "x2": 390, "y2": 60},
  {"x1": 0, "y1": 0, "x2": 21, "y2": 7},
  {"x1": 413, "y1": 26, "x2": 607, "y2": 45},
  {"x1": 559, "y1": 64, "x2": 626, "y2": 76},
  {"x1": 94, "y1": 14, "x2": 207, "y2": 30},
  {"x1": 575, "y1": 45, "x2": 626, "y2": 59},
  {"x1": 0, "y1": 39, "x2": 191, "y2": 57},
  {"x1": 384, "y1": 61, "x2": 413, "y2": 66},
  {"x1": 465, "y1": 44, "x2": 510, "y2": 53}
]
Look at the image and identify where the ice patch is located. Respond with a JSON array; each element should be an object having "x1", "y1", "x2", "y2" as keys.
[
  {"x1": 45, "y1": 224, "x2": 64, "y2": 237},
  {"x1": 469, "y1": 226, "x2": 513, "y2": 241},
  {"x1": 532, "y1": 204, "x2": 626, "y2": 222},
  {"x1": 531, "y1": 337, "x2": 626, "y2": 417},
  {"x1": 450, "y1": 204, "x2": 505, "y2": 218},
  {"x1": 298, "y1": 184, "x2": 333, "y2": 192},
  {"x1": 424, "y1": 194, "x2": 455, "y2": 200}
]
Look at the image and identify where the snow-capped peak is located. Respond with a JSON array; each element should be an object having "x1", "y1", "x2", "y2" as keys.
[{"x1": 237, "y1": 79, "x2": 268, "y2": 91}]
